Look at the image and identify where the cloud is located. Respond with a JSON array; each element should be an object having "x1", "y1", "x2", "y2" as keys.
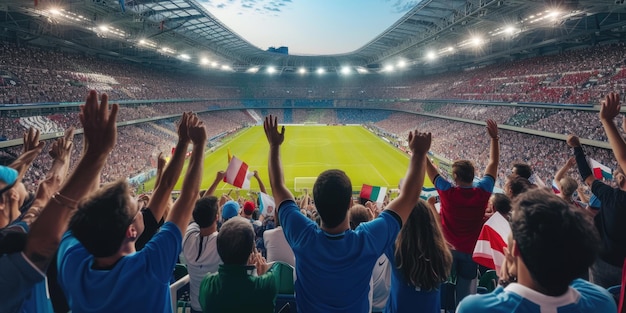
[{"x1": 263, "y1": 5, "x2": 281, "y2": 12}]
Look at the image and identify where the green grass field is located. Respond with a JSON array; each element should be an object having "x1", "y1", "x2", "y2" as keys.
[{"x1": 143, "y1": 125, "x2": 434, "y2": 195}]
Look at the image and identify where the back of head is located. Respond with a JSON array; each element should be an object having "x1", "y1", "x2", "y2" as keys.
[
  {"x1": 452, "y1": 160, "x2": 475, "y2": 184},
  {"x1": 193, "y1": 196, "x2": 219, "y2": 228},
  {"x1": 512, "y1": 163, "x2": 533, "y2": 179},
  {"x1": 70, "y1": 180, "x2": 133, "y2": 258},
  {"x1": 505, "y1": 175, "x2": 532, "y2": 200},
  {"x1": 221, "y1": 200, "x2": 239, "y2": 222},
  {"x1": 216, "y1": 217, "x2": 254, "y2": 265},
  {"x1": 395, "y1": 200, "x2": 452, "y2": 290},
  {"x1": 491, "y1": 193, "x2": 512, "y2": 216},
  {"x1": 349, "y1": 204, "x2": 372, "y2": 230},
  {"x1": 558, "y1": 177, "x2": 578, "y2": 199},
  {"x1": 512, "y1": 189, "x2": 599, "y2": 295},
  {"x1": 313, "y1": 169, "x2": 352, "y2": 229}
]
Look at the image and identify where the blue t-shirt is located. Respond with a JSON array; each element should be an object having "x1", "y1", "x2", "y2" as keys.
[
  {"x1": 383, "y1": 245, "x2": 440, "y2": 313},
  {"x1": 278, "y1": 200, "x2": 401, "y2": 313},
  {"x1": 57, "y1": 222, "x2": 182, "y2": 313},
  {"x1": 0, "y1": 252, "x2": 45, "y2": 313},
  {"x1": 457, "y1": 279, "x2": 616, "y2": 313}
]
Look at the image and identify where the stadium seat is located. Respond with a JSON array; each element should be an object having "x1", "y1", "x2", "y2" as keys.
[
  {"x1": 273, "y1": 261, "x2": 296, "y2": 313},
  {"x1": 477, "y1": 270, "x2": 498, "y2": 294}
]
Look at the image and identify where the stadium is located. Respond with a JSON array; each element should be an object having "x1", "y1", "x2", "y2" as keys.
[{"x1": 1, "y1": 0, "x2": 626, "y2": 312}]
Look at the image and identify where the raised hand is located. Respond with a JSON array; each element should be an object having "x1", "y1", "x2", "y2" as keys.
[
  {"x1": 486, "y1": 119, "x2": 499, "y2": 139},
  {"x1": 23, "y1": 127, "x2": 45, "y2": 153},
  {"x1": 49, "y1": 127, "x2": 75, "y2": 163},
  {"x1": 264, "y1": 115, "x2": 285, "y2": 147},
  {"x1": 177, "y1": 112, "x2": 191, "y2": 143},
  {"x1": 79, "y1": 90, "x2": 118, "y2": 156},
  {"x1": 407, "y1": 130, "x2": 432, "y2": 155},
  {"x1": 565, "y1": 156, "x2": 576, "y2": 168},
  {"x1": 187, "y1": 114, "x2": 207, "y2": 144},
  {"x1": 157, "y1": 152, "x2": 167, "y2": 170},
  {"x1": 216, "y1": 170, "x2": 225, "y2": 181},
  {"x1": 599, "y1": 92, "x2": 621, "y2": 121},
  {"x1": 566, "y1": 134, "x2": 581, "y2": 148}
]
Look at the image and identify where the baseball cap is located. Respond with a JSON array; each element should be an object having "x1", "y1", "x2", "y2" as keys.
[
  {"x1": 0, "y1": 165, "x2": 18, "y2": 196},
  {"x1": 221, "y1": 200, "x2": 239, "y2": 221},
  {"x1": 243, "y1": 201, "x2": 255, "y2": 215}
]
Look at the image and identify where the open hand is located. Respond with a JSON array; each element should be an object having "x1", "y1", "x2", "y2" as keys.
[
  {"x1": 177, "y1": 112, "x2": 191, "y2": 143},
  {"x1": 264, "y1": 115, "x2": 285, "y2": 147},
  {"x1": 79, "y1": 90, "x2": 118, "y2": 156},
  {"x1": 486, "y1": 119, "x2": 498, "y2": 139},
  {"x1": 187, "y1": 114, "x2": 207, "y2": 144},
  {"x1": 599, "y1": 92, "x2": 621, "y2": 121}
]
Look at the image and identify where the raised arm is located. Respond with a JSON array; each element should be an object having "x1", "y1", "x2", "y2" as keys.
[
  {"x1": 21, "y1": 128, "x2": 75, "y2": 226},
  {"x1": 263, "y1": 115, "x2": 294, "y2": 206},
  {"x1": 146, "y1": 112, "x2": 191, "y2": 222},
  {"x1": 387, "y1": 130, "x2": 431, "y2": 224},
  {"x1": 425, "y1": 158, "x2": 440, "y2": 183},
  {"x1": 166, "y1": 114, "x2": 206, "y2": 233},
  {"x1": 10, "y1": 128, "x2": 45, "y2": 182},
  {"x1": 23, "y1": 90, "x2": 118, "y2": 271},
  {"x1": 204, "y1": 170, "x2": 225, "y2": 198},
  {"x1": 153, "y1": 152, "x2": 167, "y2": 189},
  {"x1": 484, "y1": 119, "x2": 500, "y2": 178},
  {"x1": 567, "y1": 135, "x2": 595, "y2": 187},
  {"x1": 599, "y1": 93, "x2": 626, "y2": 171},
  {"x1": 554, "y1": 157, "x2": 576, "y2": 190},
  {"x1": 253, "y1": 170, "x2": 267, "y2": 194}
]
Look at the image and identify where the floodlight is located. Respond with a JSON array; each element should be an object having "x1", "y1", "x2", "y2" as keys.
[
  {"x1": 179, "y1": 54, "x2": 190, "y2": 60},
  {"x1": 341, "y1": 66, "x2": 351, "y2": 75},
  {"x1": 221, "y1": 65, "x2": 231, "y2": 71},
  {"x1": 426, "y1": 51, "x2": 437, "y2": 61},
  {"x1": 298, "y1": 67, "x2": 306, "y2": 74},
  {"x1": 447, "y1": 46, "x2": 455, "y2": 52},
  {"x1": 200, "y1": 57, "x2": 209, "y2": 65},
  {"x1": 267, "y1": 66, "x2": 276, "y2": 74},
  {"x1": 247, "y1": 67, "x2": 259, "y2": 73},
  {"x1": 138, "y1": 39, "x2": 146, "y2": 45},
  {"x1": 547, "y1": 11, "x2": 560, "y2": 19},
  {"x1": 317, "y1": 68, "x2": 325, "y2": 74},
  {"x1": 98, "y1": 25, "x2": 109, "y2": 32},
  {"x1": 504, "y1": 26, "x2": 516, "y2": 34},
  {"x1": 397, "y1": 60, "x2": 406, "y2": 68},
  {"x1": 211, "y1": 62, "x2": 218, "y2": 68},
  {"x1": 384, "y1": 65, "x2": 394, "y2": 72},
  {"x1": 49, "y1": 8, "x2": 61, "y2": 15},
  {"x1": 471, "y1": 36, "x2": 483, "y2": 46}
]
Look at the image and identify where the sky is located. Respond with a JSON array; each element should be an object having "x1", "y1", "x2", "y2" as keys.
[{"x1": 196, "y1": 0, "x2": 421, "y2": 55}]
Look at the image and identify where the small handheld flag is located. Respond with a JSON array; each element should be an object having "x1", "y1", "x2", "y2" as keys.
[
  {"x1": 224, "y1": 156, "x2": 254, "y2": 189},
  {"x1": 360, "y1": 184, "x2": 387, "y2": 203},
  {"x1": 589, "y1": 157, "x2": 612, "y2": 180}
]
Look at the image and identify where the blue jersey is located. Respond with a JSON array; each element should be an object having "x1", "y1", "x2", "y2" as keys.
[
  {"x1": 57, "y1": 222, "x2": 181, "y2": 313},
  {"x1": 278, "y1": 200, "x2": 401, "y2": 313},
  {"x1": 457, "y1": 279, "x2": 615, "y2": 313},
  {"x1": 383, "y1": 245, "x2": 440, "y2": 313}
]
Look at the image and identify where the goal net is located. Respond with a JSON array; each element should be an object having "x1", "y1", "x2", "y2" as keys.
[{"x1": 294, "y1": 177, "x2": 317, "y2": 192}]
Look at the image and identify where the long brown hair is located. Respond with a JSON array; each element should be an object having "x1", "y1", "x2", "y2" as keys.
[{"x1": 394, "y1": 199, "x2": 452, "y2": 290}]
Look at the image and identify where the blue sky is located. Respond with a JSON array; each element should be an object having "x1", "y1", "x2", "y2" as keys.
[{"x1": 197, "y1": 0, "x2": 420, "y2": 55}]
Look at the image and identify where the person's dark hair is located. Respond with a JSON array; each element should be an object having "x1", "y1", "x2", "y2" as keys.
[
  {"x1": 491, "y1": 193, "x2": 512, "y2": 216},
  {"x1": 505, "y1": 175, "x2": 532, "y2": 200},
  {"x1": 217, "y1": 217, "x2": 255, "y2": 264},
  {"x1": 313, "y1": 169, "x2": 352, "y2": 228},
  {"x1": 70, "y1": 179, "x2": 133, "y2": 258},
  {"x1": 512, "y1": 163, "x2": 533, "y2": 179},
  {"x1": 395, "y1": 199, "x2": 452, "y2": 290},
  {"x1": 511, "y1": 189, "x2": 599, "y2": 296},
  {"x1": 192, "y1": 196, "x2": 219, "y2": 228},
  {"x1": 452, "y1": 160, "x2": 475, "y2": 184},
  {"x1": 349, "y1": 204, "x2": 372, "y2": 230}
]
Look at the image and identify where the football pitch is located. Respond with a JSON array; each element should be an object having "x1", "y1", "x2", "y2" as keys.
[{"x1": 144, "y1": 125, "x2": 435, "y2": 195}]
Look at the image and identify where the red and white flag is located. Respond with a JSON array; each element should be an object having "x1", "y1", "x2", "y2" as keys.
[
  {"x1": 224, "y1": 156, "x2": 254, "y2": 189},
  {"x1": 472, "y1": 212, "x2": 511, "y2": 273}
]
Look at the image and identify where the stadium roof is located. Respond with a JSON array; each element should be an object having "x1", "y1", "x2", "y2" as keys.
[{"x1": 1, "y1": 0, "x2": 626, "y2": 74}]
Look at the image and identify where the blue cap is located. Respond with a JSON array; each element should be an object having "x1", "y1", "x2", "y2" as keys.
[
  {"x1": 0, "y1": 166, "x2": 18, "y2": 186},
  {"x1": 221, "y1": 200, "x2": 239, "y2": 221}
]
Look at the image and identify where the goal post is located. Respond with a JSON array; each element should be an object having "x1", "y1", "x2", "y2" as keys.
[{"x1": 294, "y1": 177, "x2": 317, "y2": 192}]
